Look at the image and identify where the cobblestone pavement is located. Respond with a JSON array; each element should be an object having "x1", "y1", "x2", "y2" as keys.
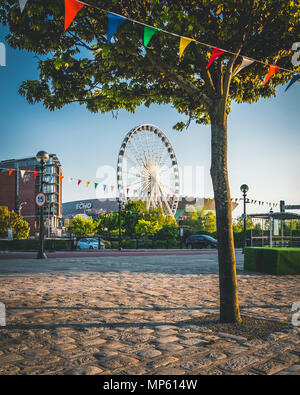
[{"x1": 0, "y1": 252, "x2": 299, "y2": 375}]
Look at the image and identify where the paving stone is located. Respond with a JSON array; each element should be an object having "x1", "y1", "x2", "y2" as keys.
[
  {"x1": 66, "y1": 365, "x2": 103, "y2": 375},
  {"x1": 205, "y1": 368, "x2": 225, "y2": 375},
  {"x1": 218, "y1": 355, "x2": 258, "y2": 373},
  {"x1": 181, "y1": 358, "x2": 212, "y2": 371},
  {"x1": 273, "y1": 352, "x2": 299, "y2": 364},
  {"x1": 94, "y1": 350, "x2": 119, "y2": 358},
  {"x1": 0, "y1": 354, "x2": 24, "y2": 364},
  {"x1": 179, "y1": 339, "x2": 210, "y2": 347},
  {"x1": 134, "y1": 329, "x2": 155, "y2": 335},
  {"x1": 180, "y1": 332, "x2": 203, "y2": 339},
  {"x1": 137, "y1": 349, "x2": 162, "y2": 358},
  {"x1": 81, "y1": 338, "x2": 107, "y2": 347},
  {"x1": 98, "y1": 356, "x2": 140, "y2": 370},
  {"x1": 156, "y1": 336, "x2": 180, "y2": 344},
  {"x1": 218, "y1": 333, "x2": 248, "y2": 342},
  {"x1": 253, "y1": 359, "x2": 292, "y2": 375},
  {"x1": 154, "y1": 368, "x2": 186, "y2": 375},
  {"x1": 157, "y1": 343, "x2": 184, "y2": 352},
  {"x1": 148, "y1": 356, "x2": 178, "y2": 369},
  {"x1": 53, "y1": 343, "x2": 78, "y2": 352},
  {"x1": 225, "y1": 346, "x2": 249, "y2": 356},
  {"x1": 283, "y1": 364, "x2": 300, "y2": 372},
  {"x1": 206, "y1": 352, "x2": 227, "y2": 361}
]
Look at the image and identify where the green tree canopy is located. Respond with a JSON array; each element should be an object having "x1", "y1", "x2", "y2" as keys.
[
  {"x1": 135, "y1": 219, "x2": 161, "y2": 238},
  {"x1": 67, "y1": 216, "x2": 98, "y2": 237},
  {"x1": 123, "y1": 200, "x2": 146, "y2": 237},
  {"x1": 0, "y1": 206, "x2": 30, "y2": 239}
]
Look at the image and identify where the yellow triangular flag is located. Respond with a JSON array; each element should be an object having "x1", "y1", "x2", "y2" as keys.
[
  {"x1": 179, "y1": 37, "x2": 195, "y2": 60},
  {"x1": 86, "y1": 181, "x2": 90, "y2": 188}
]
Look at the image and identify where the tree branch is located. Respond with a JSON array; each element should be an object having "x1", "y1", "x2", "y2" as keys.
[{"x1": 146, "y1": 50, "x2": 213, "y2": 111}]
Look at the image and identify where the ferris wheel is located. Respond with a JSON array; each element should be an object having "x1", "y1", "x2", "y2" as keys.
[{"x1": 117, "y1": 124, "x2": 180, "y2": 216}]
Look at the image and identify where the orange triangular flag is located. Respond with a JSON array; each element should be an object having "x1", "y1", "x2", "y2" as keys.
[
  {"x1": 86, "y1": 181, "x2": 90, "y2": 188},
  {"x1": 263, "y1": 65, "x2": 280, "y2": 86},
  {"x1": 65, "y1": 0, "x2": 84, "y2": 31},
  {"x1": 59, "y1": 176, "x2": 64, "y2": 182},
  {"x1": 179, "y1": 37, "x2": 195, "y2": 60},
  {"x1": 8, "y1": 169, "x2": 14, "y2": 176}
]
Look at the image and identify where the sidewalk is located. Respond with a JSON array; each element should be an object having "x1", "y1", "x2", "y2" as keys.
[{"x1": 0, "y1": 253, "x2": 299, "y2": 375}]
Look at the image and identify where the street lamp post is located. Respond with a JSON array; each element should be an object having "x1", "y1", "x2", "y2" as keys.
[
  {"x1": 240, "y1": 184, "x2": 249, "y2": 252},
  {"x1": 36, "y1": 151, "x2": 49, "y2": 259},
  {"x1": 117, "y1": 198, "x2": 123, "y2": 251}
]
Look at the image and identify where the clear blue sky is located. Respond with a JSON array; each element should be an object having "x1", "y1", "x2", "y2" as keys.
[{"x1": 1, "y1": 26, "x2": 299, "y2": 218}]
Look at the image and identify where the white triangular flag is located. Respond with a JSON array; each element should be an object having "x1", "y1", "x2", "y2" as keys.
[
  {"x1": 19, "y1": 0, "x2": 28, "y2": 13},
  {"x1": 234, "y1": 57, "x2": 255, "y2": 76},
  {"x1": 20, "y1": 170, "x2": 25, "y2": 179}
]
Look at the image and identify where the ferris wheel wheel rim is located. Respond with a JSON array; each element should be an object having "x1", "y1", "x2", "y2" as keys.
[{"x1": 117, "y1": 124, "x2": 180, "y2": 213}]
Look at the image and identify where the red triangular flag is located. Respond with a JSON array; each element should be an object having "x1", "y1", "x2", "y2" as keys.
[
  {"x1": 78, "y1": 179, "x2": 82, "y2": 186},
  {"x1": 206, "y1": 48, "x2": 225, "y2": 69},
  {"x1": 8, "y1": 169, "x2": 14, "y2": 176},
  {"x1": 59, "y1": 176, "x2": 64, "y2": 182},
  {"x1": 34, "y1": 171, "x2": 39, "y2": 179},
  {"x1": 263, "y1": 65, "x2": 280, "y2": 86},
  {"x1": 65, "y1": 0, "x2": 84, "y2": 31}
]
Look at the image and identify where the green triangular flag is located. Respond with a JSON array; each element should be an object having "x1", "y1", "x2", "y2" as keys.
[
  {"x1": 94, "y1": 183, "x2": 99, "y2": 189},
  {"x1": 144, "y1": 26, "x2": 161, "y2": 47}
]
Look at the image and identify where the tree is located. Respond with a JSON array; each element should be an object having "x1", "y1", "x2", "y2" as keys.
[
  {"x1": 155, "y1": 223, "x2": 179, "y2": 240},
  {"x1": 96, "y1": 211, "x2": 120, "y2": 235},
  {"x1": 204, "y1": 211, "x2": 217, "y2": 233},
  {"x1": 67, "y1": 216, "x2": 98, "y2": 237},
  {"x1": 236, "y1": 215, "x2": 255, "y2": 230},
  {"x1": 123, "y1": 200, "x2": 146, "y2": 237},
  {"x1": 0, "y1": 206, "x2": 30, "y2": 239},
  {"x1": 135, "y1": 219, "x2": 161, "y2": 238},
  {"x1": 2, "y1": 1, "x2": 299, "y2": 322}
]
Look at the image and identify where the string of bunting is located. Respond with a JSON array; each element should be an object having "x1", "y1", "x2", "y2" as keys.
[
  {"x1": 18, "y1": 0, "x2": 300, "y2": 91},
  {"x1": 1, "y1": 166, "x2": 280, "y2": 209}
]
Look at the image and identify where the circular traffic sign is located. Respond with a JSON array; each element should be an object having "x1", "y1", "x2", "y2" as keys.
[{"x1": 35, "y1": 192, "x2": 47, "y2": 208}]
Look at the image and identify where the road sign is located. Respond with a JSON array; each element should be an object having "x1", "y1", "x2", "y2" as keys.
[
  {"x1": 35, "y1": 192, "x2": 47, "y2": 208},
  {"x1": 241, "y1": 213, "x2": 247, "y2": 220}
]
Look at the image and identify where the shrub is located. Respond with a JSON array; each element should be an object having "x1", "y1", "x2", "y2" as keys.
[{"x1": 244, "y1": 247, "x2": 300, "y2": 275}]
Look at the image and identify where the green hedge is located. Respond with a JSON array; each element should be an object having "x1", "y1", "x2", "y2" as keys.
[
  {"x1": 244, "y1": 247, "x2": 300, "y2": 275},
  {"x1": 0, "y1": 239, "x2": 74, "y2": 251}
]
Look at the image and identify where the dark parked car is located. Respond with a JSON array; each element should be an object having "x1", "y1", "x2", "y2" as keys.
[{"x1": 186, "y1": 235, "x2": 218, "y2": 249}]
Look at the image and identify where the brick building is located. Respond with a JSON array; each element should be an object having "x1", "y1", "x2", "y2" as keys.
[{"x1": 0, "y1": 155, "x2": 62, "y2": 236}]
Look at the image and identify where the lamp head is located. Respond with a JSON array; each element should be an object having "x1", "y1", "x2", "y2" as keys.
[
  {"x1": 240, "y1": 184, "x2": 249, "y2": 194},
  {"x1": 36, "y1": 151, "x2": 49, "y2": 163}
]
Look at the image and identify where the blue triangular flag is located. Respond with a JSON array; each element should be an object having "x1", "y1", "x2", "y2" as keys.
[
  {"x1": 285, "y1": 73, "x2": 300, "y2": 92},
  {"x1": 19, "y1": 0, "x2": 28, "y2": 13},
  {"x1": 107, "y1": 13, "x2": 126, "y2": 45}
]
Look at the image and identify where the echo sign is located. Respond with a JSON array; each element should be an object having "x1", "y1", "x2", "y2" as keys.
[{"x1": 76, "y1": 202, "x2": 93, "y2": 210}]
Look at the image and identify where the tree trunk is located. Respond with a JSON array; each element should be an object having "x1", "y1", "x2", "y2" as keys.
[{"x1": 210, "y1": 103, "x2": 242, "y2": 324}]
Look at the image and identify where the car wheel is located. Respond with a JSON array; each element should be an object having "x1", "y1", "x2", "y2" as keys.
[
  {"x1": 187, "y1": 244, "x2": 193, "y2": 249},
  {"x1": 207, "y1": 244, "x2": 212, "y2": 249},
  {"x1": 89, "y1": 246, "x2": 93, "y2": 250}
]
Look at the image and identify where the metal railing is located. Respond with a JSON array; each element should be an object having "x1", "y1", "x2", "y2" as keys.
[{"x1": 251, "y1": 236, "x2": 300, "y2": 248}]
